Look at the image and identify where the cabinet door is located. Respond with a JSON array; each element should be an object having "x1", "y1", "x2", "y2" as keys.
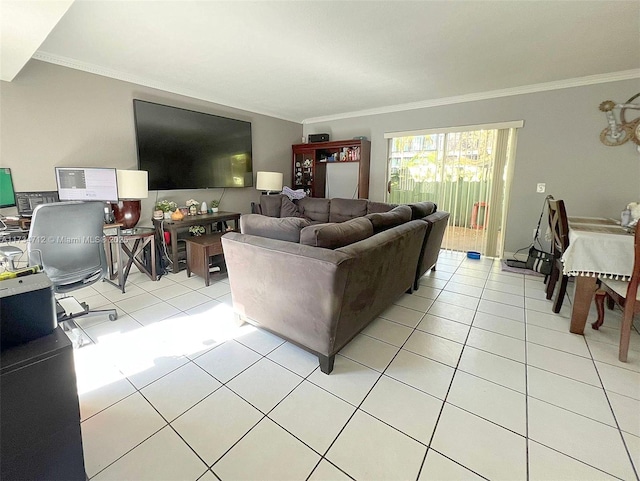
[{"x1": 293, "y1": 150, "x2": 316, "y2": 196}]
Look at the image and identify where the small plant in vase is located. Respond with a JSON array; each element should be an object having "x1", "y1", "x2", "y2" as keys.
[
  {"x1": 188, "y1": 225, "x2": 205, "y2": 236},
  {"x1": 210, "y1": 200, "x2": 220, "y2": 213},
  {"x1": 186, "y1": 199, "x2": 199, "y2": 216},
  {"x1": 156, "y1": 200, "x2": 177, "y2": 220}
]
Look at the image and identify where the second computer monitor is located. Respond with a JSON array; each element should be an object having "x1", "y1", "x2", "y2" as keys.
[
  {"x1": 55, "y1": 167, "x2": 119, "y2": 203},
  {"x1": 16, "y1": 191, "x2": 60, "y2": 217}
]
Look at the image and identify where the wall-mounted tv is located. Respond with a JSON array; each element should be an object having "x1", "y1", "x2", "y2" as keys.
[{"x1": 133, "y1": 100, "x2": 253, "y2": 190}]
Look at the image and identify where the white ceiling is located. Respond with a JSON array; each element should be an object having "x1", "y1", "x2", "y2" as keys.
[{"x1": 3, "y1": 0, "x2": 640, "y2": 123}]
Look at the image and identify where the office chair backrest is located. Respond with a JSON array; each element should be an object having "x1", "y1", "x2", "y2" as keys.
[{"x1": 28, "y1": 201, "x2": 107, "y2": 293}]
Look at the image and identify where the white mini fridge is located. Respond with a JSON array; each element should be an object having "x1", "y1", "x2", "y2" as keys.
[{"x1": 325, "y1": 162, "x2": 360, "y2": 199}]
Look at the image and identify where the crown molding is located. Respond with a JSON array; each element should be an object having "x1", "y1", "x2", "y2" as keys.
[
  {"x1": 303, "y1": 69, "x2": 640, "y2": 124},
  {"x1": 31, "y1": 51, "x2": 303, "y2": 124},
  {"x1": 31, "y1": 52, "x2": 639, "y2": 127}
]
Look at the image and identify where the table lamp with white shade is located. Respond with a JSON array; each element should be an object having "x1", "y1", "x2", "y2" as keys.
[
  {"x1": 111, "y1": 170, "x2": 148, "y2": 229},
  {"x1": 256, "y1": 171, "x2": 283, "y2": 195}
]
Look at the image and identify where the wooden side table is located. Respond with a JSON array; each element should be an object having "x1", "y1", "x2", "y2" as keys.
[
  {"x1": 153, "y1": 211, "x2": 240, "y2": 273},
  {"x1": 104, "y1": 227, "x2": 157, "y2": 292},
  {"x1": 185, "y1": 233, "x2": 225, "y2": 286}
]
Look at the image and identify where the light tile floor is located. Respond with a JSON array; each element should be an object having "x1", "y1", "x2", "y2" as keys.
[{"x1": 67, "y1": 251, "x2": 640, "y2": 480}]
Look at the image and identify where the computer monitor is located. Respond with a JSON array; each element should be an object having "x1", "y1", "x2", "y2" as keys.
[
  {"x1": 0, "y1": 168, "x2": 17, "y2": 208},
  {"x1": 55, "y1": 167, "x2": 119, "y2": 202},
  {"x1": 16, "y1": 191, "x2": 60, "y2": 217}
]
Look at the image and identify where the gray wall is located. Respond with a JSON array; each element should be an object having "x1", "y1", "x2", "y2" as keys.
[
  {"x1": 0, "y1": 60, "x2": 302, "y2": 225},
  {"x1": 304, "y1": 79, "x2": 640, "y2": 254}
]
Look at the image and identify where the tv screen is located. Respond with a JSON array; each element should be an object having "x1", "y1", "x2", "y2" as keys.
[
  {"x1": 133, "y1": 100, "x2": 253, "y2": 190},
  {"x1": 55, "y1": 167, "x2": 119, "y2": 202},
  {"x1": 0, "y1": 168, "x2": 16, "y2": 208}
]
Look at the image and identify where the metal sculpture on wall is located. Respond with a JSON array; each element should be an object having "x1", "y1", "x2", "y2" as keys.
[{"x1": 599, "y1": 93, "x2": 640, "y2": 152}]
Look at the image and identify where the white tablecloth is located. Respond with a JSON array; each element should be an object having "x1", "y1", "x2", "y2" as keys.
[{"x1": 562, "y1": 223, "x2": 634, "y2": 280}]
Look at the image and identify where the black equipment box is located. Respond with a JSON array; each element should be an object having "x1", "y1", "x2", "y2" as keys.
[
  {"x1": 0, "y1": 273, "x2": 57, "y2": 350},
  {"x1": 308, "y1": 133, "x2": 330, "y2": 143}
]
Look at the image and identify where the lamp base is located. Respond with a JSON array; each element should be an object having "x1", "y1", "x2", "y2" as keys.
[{"x1": 111, "y1": 200, "x2": 141, "y2": 229}]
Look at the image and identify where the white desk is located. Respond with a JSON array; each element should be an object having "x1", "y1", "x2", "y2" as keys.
[{"x1": 563, "y1": 217, "x2": 634, "y2": 334}]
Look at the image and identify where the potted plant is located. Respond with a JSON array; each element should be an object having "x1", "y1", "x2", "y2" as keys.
[
  {"x1": 211, "y1": 199, "x2": 220, "y2": 213},
  {"x1": 186, "y1": 199, "x2": 199, "y2": 216},
  {"x1": 188, "y1": 225, "x2": 205, "y2": 236},
  {"x1": 156, "y1": 200, "x2": 177, "y2": 220}
]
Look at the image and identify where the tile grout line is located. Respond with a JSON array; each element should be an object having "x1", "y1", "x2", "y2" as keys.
[{"x1": 414, "y1": 261, "x2": 493, "y2": 481}]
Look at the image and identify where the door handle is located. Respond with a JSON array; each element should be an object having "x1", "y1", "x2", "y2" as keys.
[{"x1": 387, "y1": 181, "x2": 392, "y2": 194}]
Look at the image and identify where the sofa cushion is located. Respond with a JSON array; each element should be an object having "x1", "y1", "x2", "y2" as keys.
[
  {"x1": 299, "y1": 217, "x2": 373, "y2": 249},
  {"x1": 280, "y1": 196, "x2": 303, "y2": 218},
  {"x1": 366, "y1": 205, "x2": 412, "y2": 232},
  {"x1": 366, "y1": 201, "x2": 397, "y2": 214},
  {"x1": 240, "y1": 214, "x2": 311, "y2": 242},
  {"x1": 297, "y1": 197, "x2": 331, "y2": 223},
  {"x1": 329, "y1": 198, "x2": 368, "y2": 223},
  {"x1": 259, "y1": 194, "x2": 285, "y2": 218},
  {"x1": 408, "y1": 201, "x2": 437, "y2": 220}
]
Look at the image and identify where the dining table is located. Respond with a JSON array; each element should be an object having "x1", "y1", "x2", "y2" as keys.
[{"x1": 562, "y1": 217, "x2": 634, "y2": 334}]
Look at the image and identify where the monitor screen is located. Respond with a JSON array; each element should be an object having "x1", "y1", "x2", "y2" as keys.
[
  {"x1": 55, "y1": 167, "x2": 119, "y2": 202},
  {"x1": 0, "y1": 168, "x2": 16, "y2": 208},
  {"x1": 16, "y1": 191, "x2": 60, "y2": 217}
]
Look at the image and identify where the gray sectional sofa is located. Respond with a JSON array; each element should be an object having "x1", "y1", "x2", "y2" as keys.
[{"x1": 221, "y1": 196, "x2": 449, "y2": 374}]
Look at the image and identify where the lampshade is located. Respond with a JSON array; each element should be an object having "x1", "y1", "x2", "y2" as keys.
[
  {"x1": 116, "y1": 170, "x2": 148, "y2": 199},
  {"x1": 256, "y1": 171, "x2": 283, "y2": 192}
]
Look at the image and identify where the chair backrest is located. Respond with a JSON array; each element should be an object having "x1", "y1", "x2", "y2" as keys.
[
  {"x1": 547, "y1": 198, "x2": 570, "y2": 256},
  {"x1": 28, "y1": 201, "x2": 107, "y2": 293}
]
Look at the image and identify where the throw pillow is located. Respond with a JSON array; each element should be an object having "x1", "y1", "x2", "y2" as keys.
[
  {"x1": 280, "y1": 196, "x2": 303, "y2": 218},
  {"x1": 259, "y1": 194, "x2": 285, "y2": 218},
  {"x1": 299, "y1": 217, "x2": 373, "y2": 249}
]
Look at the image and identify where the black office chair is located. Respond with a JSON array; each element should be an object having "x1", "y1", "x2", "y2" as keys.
[{"x1": 0, "y1": 201, "x2": 117, "y2": 346}]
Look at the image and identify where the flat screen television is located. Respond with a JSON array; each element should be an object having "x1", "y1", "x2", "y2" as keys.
[
  {"x1": 0, "y1": 168, "x2": 16, "y2": 208},
  {"x1": 133, "y1": 100, "x2": 253, "y2": 190},
  {"x1": 55, "y1": 167, "x2": 119, "y2": 202}
]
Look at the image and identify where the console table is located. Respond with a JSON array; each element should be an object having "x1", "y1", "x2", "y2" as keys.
[
  {"x1": 153, "y1": 211, "x2": 240, "y2": 273},
  {"x1": 1, "y1": 327, "x2": 86, "y2": 480}
]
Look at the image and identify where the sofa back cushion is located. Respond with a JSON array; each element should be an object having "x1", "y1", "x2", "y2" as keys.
[
  {"x1": 240, "y1": 214, "x2": 311, "y2": 242},
  {"x1": 365, "y1": 205, "x2": 412, "y2": 233},
  {"x1": 299, "y1": 217, "x2": 373, "y2": 249},
  {"x1": 366, "y1": 201, "x2": 397, "y2": 214},
  {"x1": 329, "y1": 198, "x2": 368, "y2": 223},
  {"x1": 297, "y1": 197, "x2": 331, "y2": 223},
  {"x1": 259, "y1": 194, "x2": 285, "y2": 218},
  {"x1": 408, "y1": 201, "x2": 437, "y2": 220}
]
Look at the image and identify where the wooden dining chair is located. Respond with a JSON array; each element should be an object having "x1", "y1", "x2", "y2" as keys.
[
  {"x1": 591, "y1": 222, "x2": 640, "y2": 362},
  {"x1": 545, "y1": 198, "x2": 570, "y2": 313}
]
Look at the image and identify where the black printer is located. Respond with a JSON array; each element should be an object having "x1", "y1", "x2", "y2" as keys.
[{"x1": 0, "y1": 273, "x2": 57, "y2": 350}]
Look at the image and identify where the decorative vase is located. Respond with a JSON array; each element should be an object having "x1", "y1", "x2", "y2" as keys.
[
  {"x1": 163, "y1": 211, "x2": 171, "y2": 220},
  {"x1": 189, "y1": 205, "x2": 197, "y2": 215},
  {"x1": 171, "y1": 209, "x2": 184, "y2": 221},
  {"x1": 200, "y1": 201, "x2": 208, "y2": 214}
]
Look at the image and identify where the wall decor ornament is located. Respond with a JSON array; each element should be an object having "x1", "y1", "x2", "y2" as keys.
[{"x1": 598, "y1": 93, "x2": 640, "y2": 151}]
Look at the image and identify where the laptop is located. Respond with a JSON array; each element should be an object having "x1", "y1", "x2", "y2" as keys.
[{"x1": 15, "y1": 192, "x2": 59, "y2": 217}]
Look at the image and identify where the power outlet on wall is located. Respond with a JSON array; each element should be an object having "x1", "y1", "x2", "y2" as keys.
[{"x1": 536, "y1": 183, "x2": 546, "y2": 193}]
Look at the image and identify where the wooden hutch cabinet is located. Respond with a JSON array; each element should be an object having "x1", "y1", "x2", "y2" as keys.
[{"x1": 292, "y1": 139, "x2": 371, "y2": 198}]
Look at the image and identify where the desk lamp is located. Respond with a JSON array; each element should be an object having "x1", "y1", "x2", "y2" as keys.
[
  {"x1": 256, "y1": 171, "x2": 283, "y2": 195},
  {"x1": 111, "y1": 170, "x2": 148, "y2": 229}
]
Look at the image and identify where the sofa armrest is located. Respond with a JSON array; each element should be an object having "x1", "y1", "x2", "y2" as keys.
[
  {"x1": 415, "y1": 211, "x2": 450, "y2": 289},
  {"x1": 221, "y1": 232, "x2": 352, "y2": 355}
]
